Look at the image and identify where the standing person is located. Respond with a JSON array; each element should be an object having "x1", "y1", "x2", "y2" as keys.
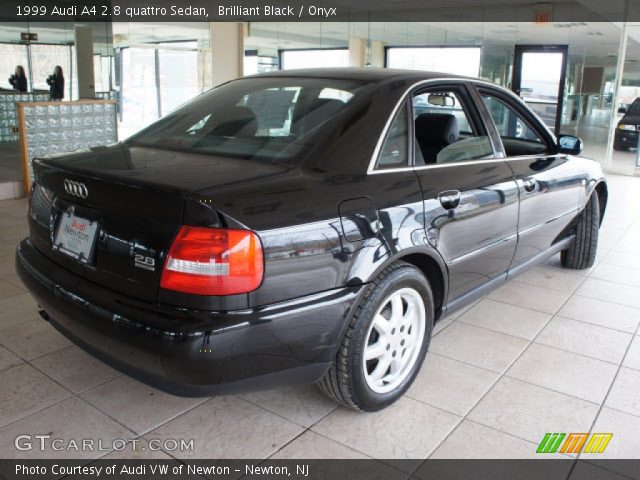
[
  {"x1": 8, "y1": 65, "x2": 27, "y2": 93},
  {"x1": 46, "y1": 65, "x2": 64, "y2": 100}
]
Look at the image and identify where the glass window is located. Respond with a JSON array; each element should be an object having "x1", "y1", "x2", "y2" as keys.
[
  {"x1": 129, "y1": 77, "x2": 365, "y2": 164},
  {"x1": 517, "y1": 51, "x2": 564, "y2": 130},
  {"x1": 157, "y1": 42, "x2": 199, "y2": 115},
  {"x1": 412, "y1": 90, "x2": 493, "y2": 165},
  {"x1": 481, "y1": 94, "x2": 549, "y2": 157},
  {"x1": 29, "y1": 44, "x2": 72, "y2": 95},
  {"x1": 118, "y1": 41, "x2": 205, "y2": 138},
  {"x1": 375, "y1": 103, "x2": 409, "y2": 169},
  {"x1": 280, "y1": 49, "x2": 349, "y2": 70},
  {"x1": 69, "y1": 45, "x2": 78, "y2": 100},
  {"x1": 94, "y1": 54, "x2": 113, "y2": 93},
  {"x1": 120, "y1": 47, "x2": 159, "y2": 137},
  {"x1": 0, "y1": 44, "x2": 29, "y2": 90},
  {"x1": 386, "y1": 47, "x2": 481, "y2": 78}
]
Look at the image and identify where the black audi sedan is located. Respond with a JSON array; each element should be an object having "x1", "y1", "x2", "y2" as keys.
[
  {"x1": 614, "y1": 97, "x2": 640, "y2": 150},
  {"x1": 16, "y1": 69, "x2": 607, "y2": 411}
]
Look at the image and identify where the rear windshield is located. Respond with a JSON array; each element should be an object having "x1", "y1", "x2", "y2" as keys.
[{"x1": 128, "y1": 77, "x2": 367, "y2": 163}]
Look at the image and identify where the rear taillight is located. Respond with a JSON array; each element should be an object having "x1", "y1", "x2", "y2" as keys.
[{"x1": 160, "y1": 226, "x2": 264, "y2": 296}]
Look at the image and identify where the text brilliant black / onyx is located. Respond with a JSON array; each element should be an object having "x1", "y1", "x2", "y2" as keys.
[
  {"x1": 219, "y1": 6, "x2": 294, "y2": 16},
  {"x1": 218, "y1": 5, "x2": 337, "y2": 17}
]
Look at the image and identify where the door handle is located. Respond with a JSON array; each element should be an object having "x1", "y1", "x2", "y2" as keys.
[
  {"x1": 523, "y1": 178, "x2": 537, "y2": 192},
  {"x1": 438, "y1": 190, "x2": 461, "y2": 210}
]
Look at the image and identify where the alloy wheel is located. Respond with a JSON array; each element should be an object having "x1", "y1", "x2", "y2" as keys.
[{"x1": 362, "y1": 287, "x2": 426, "y2": 394}]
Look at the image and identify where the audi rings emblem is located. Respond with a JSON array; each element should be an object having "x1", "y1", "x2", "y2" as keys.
[{"x1": 63, "y1": 179, "x2": 88, "y2": 199}]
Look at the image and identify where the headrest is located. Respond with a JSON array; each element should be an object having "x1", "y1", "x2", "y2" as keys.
[
  {"x1": 415, "y1": 113, "x2": 460, "y2": 146},
  {"x1": 208, "y1": 106, "x2": 257, "y2": 137},
  {"x1": 292, "y1": 98, "x2": 344, "y2": 135}
]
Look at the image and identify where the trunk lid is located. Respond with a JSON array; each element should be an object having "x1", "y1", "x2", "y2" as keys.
[{"x1": 28, "y1": 144, "x2": 288, "y2": 302}]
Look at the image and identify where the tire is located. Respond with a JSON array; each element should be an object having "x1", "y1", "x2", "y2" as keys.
[
  {"x1": 561, "y1": 193, "x2": 600, "y2": 270},
  {"x1": 317, "y1": 262, "x2": 434, "y2": 411}
]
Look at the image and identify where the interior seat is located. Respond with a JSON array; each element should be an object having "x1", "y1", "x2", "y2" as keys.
[
  {"x1": 206, "y1": 106, "x2": 258, "y2": 137},
  {"x1": 414, "y1": 113, "x2": 460, "y2": 164},
  {"x1": 291, "y1": 98, "x2": 344, "y2": 136}
]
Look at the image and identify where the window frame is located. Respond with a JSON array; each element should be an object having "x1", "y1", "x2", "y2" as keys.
[
  {"x1": 473, "y1": 84, "x2": 557, "y2": 158},
  {"x1": 411, "y1": 84, "x2": 498, "y2": 166},
  {"x1": 412, "y1": 84, "x2": 487, "y2": 139},
  {"x1": 368, "y1": 79, "x2": 532, "y2": 175}
]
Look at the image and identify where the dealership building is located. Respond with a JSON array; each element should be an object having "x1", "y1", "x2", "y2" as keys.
[
  {"x1": 0, "y1": 0, "x2": 640, "y2": 468},
  {"x1": 0, "y1": 5, "x2": 640, "y2": 196}
]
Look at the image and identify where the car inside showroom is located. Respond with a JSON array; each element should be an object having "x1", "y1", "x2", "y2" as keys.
[{"x1": 0, "y1": 1, "x2": 639, "y2": 479}]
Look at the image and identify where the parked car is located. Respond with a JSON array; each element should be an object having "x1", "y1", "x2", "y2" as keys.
[
  {"x1": 16, "y1": 69, "x2": 607, "y2": 411},
  {"x1": 614, "y1": 98, "x2": 640, "y2": 150}
]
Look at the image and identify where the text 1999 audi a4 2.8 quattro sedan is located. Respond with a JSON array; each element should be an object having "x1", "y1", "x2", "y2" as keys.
[{"x1": 16, "y1": 69, "x2": 607, "y2": 411}]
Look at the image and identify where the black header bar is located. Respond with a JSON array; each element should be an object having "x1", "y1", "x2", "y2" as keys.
[
  {"x1": 1, "y1": 459, "x2": 639, "y2": 480},
  {"x1": 0, "y1": 0, "x2": 639, "y2": 22}
]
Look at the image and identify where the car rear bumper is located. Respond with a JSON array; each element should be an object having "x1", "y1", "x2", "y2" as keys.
[{"x1": 16, "y1": 239, "x2": 361, "y2": 396}]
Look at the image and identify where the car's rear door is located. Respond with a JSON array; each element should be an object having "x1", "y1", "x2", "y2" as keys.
[
  {"x1": 474, "y1": 84, "x2": 583, "y2": 270},
  {"x1": 410, "y1": 82, "x2": 519, "y2": 307}
]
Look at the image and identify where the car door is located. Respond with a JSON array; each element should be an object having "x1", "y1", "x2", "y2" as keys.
[
  {"x1": 475, "y1": 85, "x2": 583, "y2": 270},
  {"x1": 411, "y1": 83, "x2": 520, "y2": 307}
]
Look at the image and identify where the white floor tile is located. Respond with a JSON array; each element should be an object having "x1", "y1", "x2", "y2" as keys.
[{"x1": 507, "y1": 343, "x2": 618, "y2": 404}]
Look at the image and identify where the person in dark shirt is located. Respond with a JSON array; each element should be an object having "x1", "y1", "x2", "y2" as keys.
[
  {"x1": 8, "y1": 65, "x2": 27, "y2": 93},
  {"x1": 46, "y1": 65, "x2": 64, "y2": 100}
]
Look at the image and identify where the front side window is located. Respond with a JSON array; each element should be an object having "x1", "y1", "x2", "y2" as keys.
[
  {"x1": 412, "y1": 90, "x2": 493, "y2": 165},
  {"x1": 481, "y1": 93, "x2": 549, "y2": 156},
  {"x1": 129, "y1": 77, "x2": 366, "y2": 164}
]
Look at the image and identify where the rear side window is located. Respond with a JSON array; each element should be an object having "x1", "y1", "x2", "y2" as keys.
[
  {"x1": 129, "y1": 77, "x2": 366, "y2": 163},
  {"x1": 375, "y1": 103, "x2": 409, "y2": 169}
]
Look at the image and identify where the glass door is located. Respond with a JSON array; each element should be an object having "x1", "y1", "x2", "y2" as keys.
[{"x1": 512, "y1": 45, "x2": 568, "y2": 135}]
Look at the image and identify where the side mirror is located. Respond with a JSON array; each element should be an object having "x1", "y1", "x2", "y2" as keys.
[
  {"x1": 618, "y1": 107, "x2": 627, "y2": 114},
  {"x1": 557, "y1": 134, "x2": 583, "y2": 155}
]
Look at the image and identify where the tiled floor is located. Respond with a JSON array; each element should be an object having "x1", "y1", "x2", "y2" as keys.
[{"x1": 0, "y1": 175, "x2": 639, "y2": 469}]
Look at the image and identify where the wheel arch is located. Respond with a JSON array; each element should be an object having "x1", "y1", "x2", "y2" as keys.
[
  {"x1": 399, "y1": 253, "x2": 447, "y2": 321},
  {"x1": 356, "y1": 247, "x2": 448, "y2": 322},
  {"x1": 594, "y1": 181, "x2": 608, "y2": 226}
]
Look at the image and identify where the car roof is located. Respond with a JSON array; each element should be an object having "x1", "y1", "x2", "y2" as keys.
[{"x1": 249, "y1": 67, "x2": 469, "y2": 83}]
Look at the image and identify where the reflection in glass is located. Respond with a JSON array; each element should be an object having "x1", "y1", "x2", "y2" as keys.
[{"x1": 0, "y1": 44, "x2": 29, "y2": 90}]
